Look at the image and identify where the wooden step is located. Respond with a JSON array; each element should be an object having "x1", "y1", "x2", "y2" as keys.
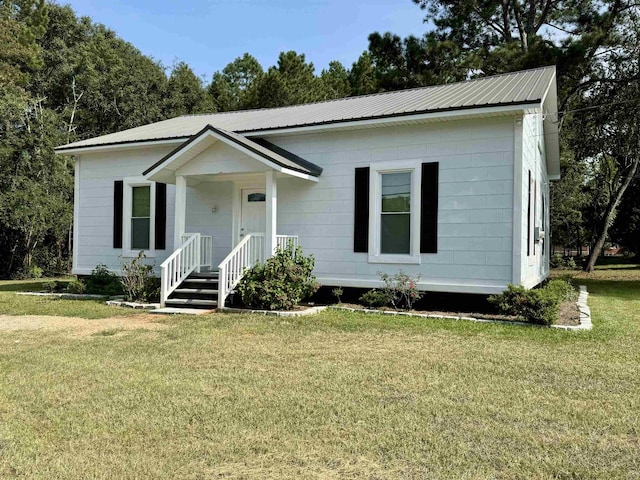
[
  {"x1": 188, "y1": 271, "x2": 219, "y2": 279},
  {"x1": 173, "y1": 288, "x2": 218, "y2": 296},
  {"x1": 165, "y1": 298, "x2": 218, "y2": 309}
]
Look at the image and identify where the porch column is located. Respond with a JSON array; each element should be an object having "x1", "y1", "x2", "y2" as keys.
[
  {"x1": 265, "y1": 170, "x2": 277, "y2": 258},
  {"x1": 174, "y1": 175, "x2": 187, "y2": 249}
]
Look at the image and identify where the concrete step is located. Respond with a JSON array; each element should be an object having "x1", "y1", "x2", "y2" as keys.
[
  {"x1": 165, "y1": 298, "x2": 218, "y2": 309},
  {"x1": 150, "y1": 307, "x2": 213, "y2": 315}
]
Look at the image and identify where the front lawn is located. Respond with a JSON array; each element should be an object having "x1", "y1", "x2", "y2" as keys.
[
  {"x1": 0, "y1": 278, "x2": 144, "y2": 319},
  {"x1": 0, "y1": 268, "x2": 639, "y2": 478}
]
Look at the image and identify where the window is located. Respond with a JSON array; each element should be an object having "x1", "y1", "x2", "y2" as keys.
[
  {"x1": 131, "y1": 186, "x2": 151, "y2": 249},
  {"x1": 122, "y1": 177, "x2": 156, "y2": 256},
  {"x1": 247, "y1": 192, "x2": 265, "y2": 202},
  {"x1": 368, "y1": 161, "x2": 421, "y2": 264},
  {"x1": 380, "y1": 172, "x2": 411, "y2": 254}
]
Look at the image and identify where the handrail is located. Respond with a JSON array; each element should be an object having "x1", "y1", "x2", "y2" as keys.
[
  {"x1": 160, "y1": 233, "x2": 201, "y2": 306},
  {"x1": 216, "y1": 233, "x2": 299, "y2": 309},
  {"x1": 217, "y1": 234, "x2": 264, "y2": 308},
  {"x1": 181, "y1": 233, "x2": 213, "y2": 269}
]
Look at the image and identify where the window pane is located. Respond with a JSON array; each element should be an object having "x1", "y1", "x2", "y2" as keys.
[
  {"x1": 131, "y1": 218, "x2": 150, "y2": 249},
  {"x1": 132, "y1": 186, "x2": 151, "y2": 217},
  {"x1": 247, "y1": 193, "x2": 265, "y2": 202},
  {"x1": 381, "y1": 213, "x2": 410, "y2": 254},
  {"x1": 382, "y1": 172, "x2": 410, "y2": 213}
]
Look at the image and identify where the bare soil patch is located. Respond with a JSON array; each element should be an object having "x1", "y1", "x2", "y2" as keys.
[{"x1": 0, "y1": 313, "x2": 170, "y2": 337}]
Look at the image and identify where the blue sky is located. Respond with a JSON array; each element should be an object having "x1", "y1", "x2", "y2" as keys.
[{"x1": 61, "y1": 0, "x2": 429, "y2": 81}]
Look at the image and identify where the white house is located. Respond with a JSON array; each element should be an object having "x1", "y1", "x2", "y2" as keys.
[{"x1": 56, "y1": 66, "x2": 560, "y2": 310}]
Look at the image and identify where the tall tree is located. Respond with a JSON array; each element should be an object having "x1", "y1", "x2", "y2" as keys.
[
  {"x1": 568, "y1": 13, "x2": 640, "y2": 271},
  {"x1": 349, "y1": 51, "x2": 378, "y2": 95},
  {"x1": 253, "y1": 51, "x2": 325, "y2": 108},
  {"x1": 165, "y1": 61, "x2": 210, "y2": 117},
  {"x1": 208, "y1": 53, "x2": 263, "y2": 111},
  {"x1": 319, "y1": 61, "x2": 351, "y2": 99}
]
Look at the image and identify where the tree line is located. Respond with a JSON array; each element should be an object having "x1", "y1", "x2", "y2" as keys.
[{"x1": 1, "y1": 0, "x2": 638, "y2": 277}]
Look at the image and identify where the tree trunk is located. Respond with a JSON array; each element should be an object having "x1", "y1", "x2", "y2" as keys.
[{"x1": 584, "y1": 160, "x2": 639, "y2": 272}]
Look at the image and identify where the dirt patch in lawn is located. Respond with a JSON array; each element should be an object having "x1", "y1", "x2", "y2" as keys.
[{"x1": 0, "y1": 313, "x2": 170, "y2": 337}]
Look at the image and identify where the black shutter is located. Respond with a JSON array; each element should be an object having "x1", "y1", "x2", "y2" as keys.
[
  {"x1": 113, "y1": 180, "x2": 123, "y2": 248},
  {"x1": 155, "y1": 183, "x2": 167, "y2": 250},
  {"x1": 354, "y1": 167, "x2": 370, "y2": 252},
  {"x1": 527, "y1": 170, "x2": 532, "y2": 256},
  {"x1": 420, "y1": 162, "x2": 439, "y2": 253}
]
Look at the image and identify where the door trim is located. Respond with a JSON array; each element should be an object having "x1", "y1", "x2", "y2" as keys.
[{"x1": 232, "y1": 180, "x2": 264, "y2": 248}]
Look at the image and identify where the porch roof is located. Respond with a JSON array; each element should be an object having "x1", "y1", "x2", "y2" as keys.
[{"x1": 143, "y1": 124, "x2": 322, "y2": 183}]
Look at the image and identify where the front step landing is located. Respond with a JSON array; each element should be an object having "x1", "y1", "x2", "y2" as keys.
[{"x1": 150, "y1": 307, "x2": 214, "y2": 315}]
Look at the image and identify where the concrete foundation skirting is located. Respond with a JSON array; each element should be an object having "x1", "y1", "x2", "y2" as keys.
[
  {"x1": 221, "y1": 306, "x2": 327, "y2": 317},
  {"x1": 329, "y1": 284, "x2": 592, "y2": 331}
]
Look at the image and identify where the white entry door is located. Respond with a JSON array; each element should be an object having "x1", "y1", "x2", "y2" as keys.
[{"x1": 240, "y1": 189, "x2": 266, "y2": 240}]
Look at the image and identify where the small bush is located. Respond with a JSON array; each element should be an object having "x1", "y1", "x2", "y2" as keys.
[
  {"x1": 488, "y1": 279, "x2": 575, "y2": 325},
  {"x1": 66, "y1": 279, "x2": 86, "y2": 294},
  {"x1": 120, "y1": 251, "x2": 157, "y2": 302},
  {"x1": 331, "y1": 287, "x2": 344, "y2": 304},
  {"x1": 379, "y1": 270, "x2": 423, "y2": 310},
  {"x1": 545, "y1": 279, "x2": 577, "y2": 303},
  {"x1": 42, "y1": 280, "x2": 66, "y2": 293},
  {"x1": 551, "y1": 253, "x2": 577, "y2": 270},
  {"x1": 85, "y1": 264, "x2": 122, "y2": 296},
  {"x1": 237, "y1": 244, "x2": 319, "y2": 310},
  {"x1": 359, "y1": 289, "x2": 391, "y2": 308},
  {"x1": 28, "y1": 266, "x2": 43, "y2": 279}
]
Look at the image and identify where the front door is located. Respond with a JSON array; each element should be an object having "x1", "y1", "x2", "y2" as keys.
[{"x1": 240, "y1": 189, "x2": 266, "y2": 240}]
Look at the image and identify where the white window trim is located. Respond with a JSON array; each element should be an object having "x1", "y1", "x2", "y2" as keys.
[
  {"x1": 122, "y1": 176, "x2": 156, "y2": 258},
  {"x1": 368, "y1": 160, "x2": 421, "y2": 265}
]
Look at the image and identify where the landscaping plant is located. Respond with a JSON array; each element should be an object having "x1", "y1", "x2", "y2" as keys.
[
  {"x1": 120, "y1": 251, "x2": 157, "y2": 302},
  {"x1": 489, "y1": 279, "x2": 575, "y2": 325},
  {"x1": 331, "y1": 287, "x2": 343, "y2": 304},
  {"x1": 84, "y1": 264, "x2": 122, "y2": 296},
  {"x1": 237, "y1": 244, "x2": 319, "y2": 310},
  {"x1": 359, "y1": 289, "x2": 391, "y2": 308},
  {"x1": 379, "y1": 270, "x2": 423, "y2": 310}
]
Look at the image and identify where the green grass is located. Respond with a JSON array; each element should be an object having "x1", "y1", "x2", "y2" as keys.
[
  {"x1": 0, "y1": 268, "x2": 639, "y2": 478},
  {"x1": 0, "y1": 278, "x2": 143, "y2": 319}
]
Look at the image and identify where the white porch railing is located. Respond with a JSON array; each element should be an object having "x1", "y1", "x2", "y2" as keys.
[
  {"x1": 181, "y1": 233, "x2": 213, "y2": 269},
  {"x1": 160, "y1": 233, "x2": 205, "y2": 306},
  {"x1": 217, "y1": 234, "x2": 299, "y2": 308}
]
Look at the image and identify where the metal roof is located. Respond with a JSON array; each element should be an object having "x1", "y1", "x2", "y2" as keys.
[{"x1": 56, "y1": 66, "x2": 556, "y2": 151}]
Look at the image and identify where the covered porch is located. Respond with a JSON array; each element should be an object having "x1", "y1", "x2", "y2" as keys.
[{"x1": 143, "y1": 125, "x2": 322, "y2": 309}]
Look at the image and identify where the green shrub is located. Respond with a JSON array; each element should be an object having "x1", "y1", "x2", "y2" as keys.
[
  {"x1": 551, "y1": 253, "x2": 578, "y2": 270},
  {"x1": 120, "y1": 251, "x2": 157, "y2": 302},
  {"x1": 84, "y1": 264, "x2": 122, "y2": 296},
  {"x1": 545, "y1": 279, "x2": 577, "y2": 303},
  {"x1": 379, "y1": 270, "x2": 423, "y2": 310},
  {"x1": 331, "y1": 287, "x2": 344, "y2": 304},
  {"x1": 28, "y1": 265, "x2": 43, "y2": 279},
  {"x1": 237, "y1": 244, "x2": 319, "y2": 310},
  {"x1": 42, "y1": 280, "x2": 66, "y2": 293},
  {"x1": 359, "y1": 289, "x2": 391, "y2": 308},
  {"x1": 488, "y1": 280, "x2": 575, "y2": 326},
  {"x1": 66, "y1": 279, "x2": 86, "y2": 294}
]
